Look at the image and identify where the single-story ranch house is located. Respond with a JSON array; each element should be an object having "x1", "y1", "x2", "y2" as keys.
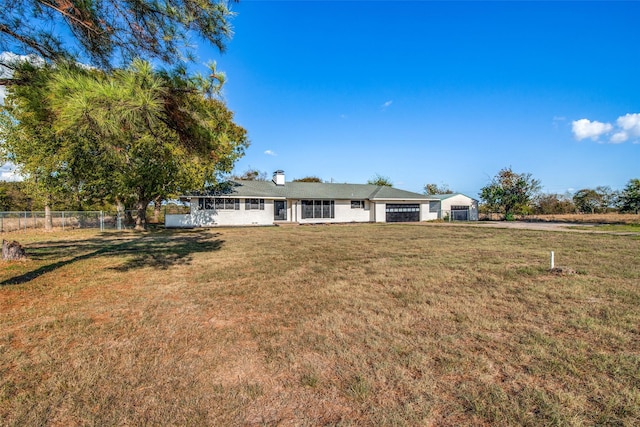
[{"x1": 165, "y1": 171, "x2": 478, "y2": 227}]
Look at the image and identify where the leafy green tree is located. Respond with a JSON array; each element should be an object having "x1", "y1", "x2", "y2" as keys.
[
  {"x1": 619, "y1": 178, "x2": 640, "y2": 214},
  {"x1": 572, "y1": 188, "x2": 602, "y2": 214},
  {"x1": 424, "y1": 183, "x2": 453, "y2": 195},
  {"x1": 595, "y1": 186, "x2": 619, "y2": 211},
  {"x1": 479, "y1": 167, "x2": 541, "y2": 219},
  {"x1": 0, "y1": 181, "x2": 34, "y2": 210},
  {"x1": 367, "y1": 174, "x2": 393, "y2": 187},
  {"x1": 293, "y1": 176, "x2": 323, "y2": 183},
  {"x1": 0, "y1": 62, "x2": 82, "y2": 229},
  {"x1": 0, "y1": 0, "x2": 237, "y2": 69},
  {"x1": 533, "y1": 193, "x2": 575, "y2": 215},
  {"x1": 2, "y1": 59, "x2": 248, "y2": 230},
  {"x1": 233, "y1": 168, "x2": 268, "y2": 181}
]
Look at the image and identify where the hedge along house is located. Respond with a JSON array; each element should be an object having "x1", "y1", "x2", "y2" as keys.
[
  {"x1": 428, "y1": 193, "x2": 479, "y2": 221},
  {"x1": 166, "y1": 170, "x2": 439, "y2": 227}
]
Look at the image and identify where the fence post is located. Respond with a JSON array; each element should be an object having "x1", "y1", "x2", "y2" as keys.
[
  {"x1": 24, "y1": 211, "x2": 27, "y2": 232},
  {"x1": 62, "y1": 211, "x2": 65, "y2": 231},
  {"x1": 100, "y1": 211, "x2": 104, "y2": 232}
]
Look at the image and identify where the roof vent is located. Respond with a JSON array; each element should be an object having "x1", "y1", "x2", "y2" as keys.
[{"x1": 273, "y1": 170, "x2": 285, "y2": 186}]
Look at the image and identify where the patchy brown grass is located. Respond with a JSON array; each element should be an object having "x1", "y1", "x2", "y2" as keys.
[
  {"x1": 523, "y1": 212, "x2": 640, "y2": 224},
  {"x1": 1, "y1": 225, "x2": 639, "y2": 426}
]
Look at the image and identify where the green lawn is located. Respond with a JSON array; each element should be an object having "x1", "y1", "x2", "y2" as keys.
[{"x1": 1, "y1": 224, "x2": 639, "y2": 426}]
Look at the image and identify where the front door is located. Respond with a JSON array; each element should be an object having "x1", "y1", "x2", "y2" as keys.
[{"x1": 274, "y1": 200, "x2": 287, "y2": 221}]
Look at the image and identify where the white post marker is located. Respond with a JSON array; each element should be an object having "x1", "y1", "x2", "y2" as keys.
[{"x1": 550, "y1": 251, "x2": 555, "y2": 269}]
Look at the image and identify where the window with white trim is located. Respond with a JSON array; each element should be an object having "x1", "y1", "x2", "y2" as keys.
[
  {"x1": 302, "y1": 200, "x2": 334, "y2": 219},
  {"x1": 351, "y1": 200, "x2": 365, "y2": 209},
  {"x1": 245, "y1": 198, "x2": 265, "y2": 210},
  {"x1": 199, "y1": 198, "x2": 239, "y2": 210}
]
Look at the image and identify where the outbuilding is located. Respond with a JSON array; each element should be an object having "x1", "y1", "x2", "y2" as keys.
[{"x1": 428, "y1": 193, "x2": 479, "y2": 221}]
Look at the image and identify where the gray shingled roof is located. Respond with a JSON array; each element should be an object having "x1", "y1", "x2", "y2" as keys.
[
  {"x1": 427, "y1": 193, "x2": 479, "y2": 202},
  {"x1": 184, "y1": 180, "x2": 431, "y2": 201}
]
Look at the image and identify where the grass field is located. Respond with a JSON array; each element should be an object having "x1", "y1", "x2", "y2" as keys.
[
  {"x1": 1, "y1": 224, "x2": 639, "y2": 426},
  {"x1": 518, "y1": 212, "x2": 640, "y2": 225}
]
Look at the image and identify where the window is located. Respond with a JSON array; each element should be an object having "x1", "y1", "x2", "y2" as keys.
[
  {"x1": 199, "y1": 198, "x2": 239, "y2": 210},
  {"x1": 301, "y1": 200, "x2": 334, "y2": 219},
  {"x1": 351, "y1": 200, "x2": 365, "y2": 209},
  {"x1": 199, "y1": 198, "x2": 214, "y2": 210},
  {"x1": 216, "y1": 198, "x2": 239, "y2": 210},
  {"x1": 245, "y1": 198, "x2": 265, "y2": 210}
]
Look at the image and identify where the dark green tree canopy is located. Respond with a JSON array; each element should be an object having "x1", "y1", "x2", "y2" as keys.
[
  {"x1": 572, "y1": 186, "x2": 618, "y2": 214},
  {"x1": 619, "y1": 178, "x2": 640, "y2": 214},
  {"x1": 293, "y1": 176, "x2": 322, "y2": 183},
  {"x1": 233, "y1": 168, "x2": 268, "y2": 181},
  {"x1": 479, "y1": 167, "x2": 541, "y2": 217},
  {"x1": 424, "y1": 183, "x2": 453, "y2": 195},
  {"x1": 1, "y1": 0, "x2": 237, "y2": 69},
  {"x1": 532, "y1": 193, "x2": 575, "y2": 215},
  {"x1": 367, "y1": 173, "x2": 393, "y2": 187}
]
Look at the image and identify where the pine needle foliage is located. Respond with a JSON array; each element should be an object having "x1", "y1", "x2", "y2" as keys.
[
  {"x1": 1, "y1": 59, "x2": 248, "y2": 229},
  {"x1": 0, "y1": 0, "x2": 238, "y2": 69}
]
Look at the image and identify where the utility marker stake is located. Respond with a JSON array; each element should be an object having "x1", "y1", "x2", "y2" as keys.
[{"x1": 550, "y1": 251, "x2": 555, "y2": 270}]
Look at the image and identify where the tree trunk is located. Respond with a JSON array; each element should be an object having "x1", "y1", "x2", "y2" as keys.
[
  {"x1": 2, "y1": 240, "x2": 27, "y2": 261},
  {"x1": 135, "y1": 199, "x2": 150, "y2": 230},
  {"x1": 44, "y1": 202, "x2": 53, "y2": 231},
  {"x1": 153, "y1": 196, "x2": 162, "y2": 223}
]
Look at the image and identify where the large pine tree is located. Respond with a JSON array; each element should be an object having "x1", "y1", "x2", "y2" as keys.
[{"x1": 1, "y1": 0, "x2": 238, "y2": 69}]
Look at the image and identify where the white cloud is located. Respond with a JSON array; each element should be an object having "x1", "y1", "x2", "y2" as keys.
[
  {"x1": 381, "y1": 100, "x2": 393, "y2": 109},
  {"x1": 264, "y1": 150, "x2": 277, "y2": 156},
  {"x1": 616, "y1": 113, "x2": 640, "y2": 138},
  {"x1": 610, "y1": 132, "x2": 628, "y2": 143},
  {"x1": 572, "y1": 113, "x2": 640, "y2": 144},
  {"x1": 571, "y1": 118, "x2": 613, "y2": 141}
]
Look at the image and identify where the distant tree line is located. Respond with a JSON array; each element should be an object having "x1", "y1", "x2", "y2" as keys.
[{"x1": 479, "y1": 167, "x2": 640, "y2": 218}]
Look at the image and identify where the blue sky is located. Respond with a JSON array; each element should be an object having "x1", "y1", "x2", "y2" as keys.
[
  {"x1": 1, "y1": 1, "x2": 638, "y2": 198},
  {"x1": 196, "y1": 0, "x2": 639, "y2": 197}
]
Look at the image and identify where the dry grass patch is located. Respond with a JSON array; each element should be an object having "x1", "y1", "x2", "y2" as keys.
[
  {"x1": 1, "y1": 225, "x2": 639, "y2": 425},
  {"x1": 525, "y1": 212, "x2": 640, "y2": 225}
]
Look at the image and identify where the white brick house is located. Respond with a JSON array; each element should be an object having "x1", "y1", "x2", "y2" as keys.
[{"x1": 166, "y1": 171, "x2": 448, "y2": 227}]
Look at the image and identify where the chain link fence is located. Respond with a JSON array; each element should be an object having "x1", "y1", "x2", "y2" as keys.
[
  {"x1": 0, "y1": 211, "x2": 113, "y2": 233},
  {"x1": 0, "y1": 204, "x2": 190, "y2": 234}
]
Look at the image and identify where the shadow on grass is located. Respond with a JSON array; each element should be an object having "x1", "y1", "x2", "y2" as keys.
[{"x1": 0, "y1": 229, "x2": 223, "y2": 286}]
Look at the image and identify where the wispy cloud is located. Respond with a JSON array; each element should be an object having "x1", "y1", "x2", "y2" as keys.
[
  {"x1": 552, "y1": 116, "x2": 566, "y2": 129},
  {"x1": 264, "y1": 150, "x2": 277, "y2": 156},
  {"x1": 571, "y1": 113, "x2": 640, "y2": 143},
  {"x1": 381, "y1": 100, "x2": 393, "y2": 110}
]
